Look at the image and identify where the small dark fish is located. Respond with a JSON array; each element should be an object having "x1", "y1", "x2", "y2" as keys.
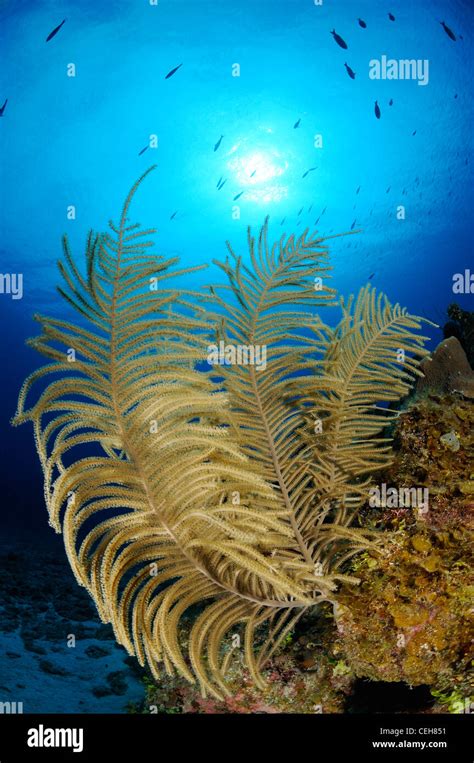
[
  {"x1": 233, "y1": 191, "x2": 244, "y2": 201},
  {"x1": 368, "y1": 273, "x2": 375, "y2": 280},
  {"x1": 138, "y1": 145, "x2": 149, "y2": 156},
  {"x1": 297, "y1": 207, "x2": 303, "y2": 216},
  {"x1": 217, "y1": 179, "x2": 227, "y2": 191},
  {"x1": 374, "y1": 100, "x2": 381, "y2": 119},
  {"x1": 0, "y1": 98, "x2": 8, "y2": 116},
  {"x1": 280, "y1": 217, "x2": 286, "y2": 225},
  {"x1": 331, "y1": 29, "x2": 348, "y2": 49},
  {"x1": 250, "y1": 170, "x2": 256, "y2": 177},
  {"x1": 314, "y1": 217, "x2": 320, "y2": 226},
  {"x1": 386, "y1": 186, "x2": 391, "y2": 193},
  {"x1": 412, "y1": 130, "x2": 417, "y2": 136},
  {"x1": 454, "y1": 93, "x2": 458, "y2": 99},
  {"x1": 46, "y1": 19, "x2": 66, "y2": 42},
  {"x1": 165, "y1": 63, "x2": 183, "y2": 79},
  {"x1": 356, "y1": 185, "x2": 361, "y2": 194},
  {"x1": 302, "y1": 167, "x2": 317, "y2": 178},
  {"x1": 440, "y1": 21, "x2": 456, "y2": 42},
  {"x1": 351, "y1": 219, "x2": 356, "y2": 230},
  {"x1": 308, "y1": 204, "x2": 313, "y2": 213},
  {"x1": 344, "y1": 62, "x2": 356, "y2": 79},
  {"x1": 321, "y1": 206, "x2": 327, "y2": 216},
  {"x1": 216, "y1": 176, "x2": 222, "y2": 188},
  {"x1": 388, "y1": 13, "x2": 395, "y2": 22},
  {"x1": 293, "y1": 118, "x2": 301, "y2": 128},
  {"x1": 358, "y1": 18, "x2": 367, "y2": 29},
  {"x1": 389, "y1": 98, "x2": 393, "y2": 106},
  {"x1": 214, "y1": 134, "x2": 224, "y2": 152},
  {"x1": 170, "y1": 211, "x2": 177, "y2": 220}
]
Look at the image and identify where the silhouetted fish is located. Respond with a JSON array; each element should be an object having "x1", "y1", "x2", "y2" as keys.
[
  {"x1": 358, "y1": 18, "x2": 367, "y2": 29},
  {"x1": 454, "y1": 93, "x2": 458, "y2": 99},
  {"x1": 351, "y1": 219, "x2": 356, "y2": 230},
  {"x1": 356, "y1": 185, "x2": 361, "y2": 194},
  {"x1": 389, "y1": 98, "x2": 393, "y2": 106},
  {"x1": 216, "y1": 176, "x2": 223, "y2": 188},
  {"x1": 386, "y1": 186, "x2": 391, "y2": 193},
  {"x1": 233, "y1": 191, "x2": 244, "y2": 201},
  {"x1": 308, "y1": 204, "x2": 313, "y2": 213},
  {"x1": 388, "y1": 13, "x2": 395, "y2": 21},
  {"x1": 214, "y1": 135, "x2": 224, "y2": 152},
  {"x1": 440, "y1": 21, "x2": 456, "y2": 41},
  {"x1": 368, "y1": 273, "x2": 375, "y2": 280},
  {"x1": 412, "y1": 130, "x2": 417, "y2": 136},
  {"x1": 217, "y1": 179, "x2": 227, "y2": 190},
  {"x1": 165, "y1": 63, "x2": 183, "y2": 79},
  {"x1": 170, "y1": 211, "x2": 177, "y2": 220},
  {"x1": 331, "y1": 29, "x2": 348, "y2": 49},
  {"x1": 293, "y1": 118, "x2": 301, "y2": 128},
  {"x1": 280, "y1": 217, "x2": 286, "y2": 225},
  {"x1": 138, "y1": 145, "x2": 149, "y2": 156},
  {"x1": 314, "y1": 216, "x2": 320, "y2": 225},
  {"x1": 298, "y1": 207, "x2": 303, "y2": 216},
  {"x1": 46, "y1": 19, "x2": 66, "y2": 42},
  {"x1": 375, "y1": 100, "x2": 381, "y2": 119},
  {"x1": 321, "y1": 206, "x2": 327, "y2": 216},
  {"x1": 0, "y1": 98, "x2": 7, "y2": 116},
  {"x1": 344, "y1": 62, "x2": 356, "y2": 79},
  {"x1": 250, "y1": 170, "x2": 256, "y2": 177},
  {"x1": 302, "y1": 167, "x2": 317, "y2": 178}
]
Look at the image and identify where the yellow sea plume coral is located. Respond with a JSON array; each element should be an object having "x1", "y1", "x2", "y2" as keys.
[{"x1": 12, "y1": 167, "x2": 432, "y2": 698}]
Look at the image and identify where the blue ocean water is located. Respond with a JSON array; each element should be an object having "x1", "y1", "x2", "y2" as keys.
[
  {"x1": 3, "y1": 0, "x2": 472, "y2": 535},
  {"x1": 0, "y1": 0, "x2": 472, "y2": 713}
]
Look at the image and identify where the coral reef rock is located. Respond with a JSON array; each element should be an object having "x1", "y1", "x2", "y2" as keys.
[{"x1": 417, "y1": 336, "x2": 474, "y2": 398}]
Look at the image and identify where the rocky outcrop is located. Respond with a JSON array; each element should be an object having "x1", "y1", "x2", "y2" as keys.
[{"x1": 417, "y1": 336, "x2": 474, "y2": 398}]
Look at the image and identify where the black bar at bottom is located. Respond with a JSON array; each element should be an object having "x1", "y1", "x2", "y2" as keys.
[{"x1": 0, "y1": 712, "x2": 471, "y2": 761}]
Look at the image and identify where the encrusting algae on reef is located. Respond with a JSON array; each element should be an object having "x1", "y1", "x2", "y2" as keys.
[{"x1": 332, "y1": 391, "x2": 473, "y2": 706}]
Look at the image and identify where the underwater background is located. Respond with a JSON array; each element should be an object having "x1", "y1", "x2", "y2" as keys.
[{"x1": 0, "y1": 0, "x2": 472, "y2": 713}]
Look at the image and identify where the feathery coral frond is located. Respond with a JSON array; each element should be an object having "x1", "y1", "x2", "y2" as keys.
[
  {"x1": 303, "y1": 286, "x2": 433, "y2": 565},
  {"x1": 13, "y1": 169, "x2": 432, "y2": 698}
]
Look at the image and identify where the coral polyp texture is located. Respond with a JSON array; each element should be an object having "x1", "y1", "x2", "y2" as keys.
[{"x1": 12, "y1": 168, "x2": 432, "y2": 699}]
